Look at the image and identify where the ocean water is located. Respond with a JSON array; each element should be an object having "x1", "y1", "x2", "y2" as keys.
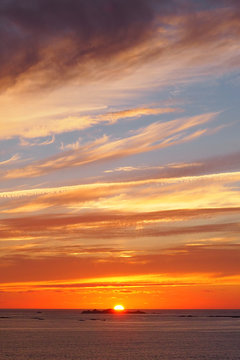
[{"x1": 0, "y1": 309, "x2": 240, "y2": 360}]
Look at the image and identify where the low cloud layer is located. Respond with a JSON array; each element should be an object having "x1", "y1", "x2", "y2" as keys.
[{"x1": 1, "y1": 244, "x2": 240, "y2": 287}]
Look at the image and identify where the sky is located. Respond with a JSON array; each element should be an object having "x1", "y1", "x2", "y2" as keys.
[{"x1": 0, "y1": 0, "x2": 240, "y2": 309}]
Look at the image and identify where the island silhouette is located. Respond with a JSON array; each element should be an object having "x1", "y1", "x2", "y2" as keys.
[{"x1": 81, "y1": 309, "x2": 145, "y2": 314}]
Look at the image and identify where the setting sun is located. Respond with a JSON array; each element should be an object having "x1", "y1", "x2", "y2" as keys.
[{"x1": 114, "y1": 305, "x2": 125, "y2": 311}]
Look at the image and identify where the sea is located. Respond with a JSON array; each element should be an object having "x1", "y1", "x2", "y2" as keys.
[{"x1": 0, "y1": 309, "x2": 240, "y2": 360}]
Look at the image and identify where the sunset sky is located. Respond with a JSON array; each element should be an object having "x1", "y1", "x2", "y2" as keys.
[{"x1": 0, "y1": 0, "x2": 240, "y2": 309}]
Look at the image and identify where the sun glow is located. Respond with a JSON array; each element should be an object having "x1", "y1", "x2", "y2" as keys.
[{"x1": 113, "y1": 304, "x2": 125, "y2": 311}]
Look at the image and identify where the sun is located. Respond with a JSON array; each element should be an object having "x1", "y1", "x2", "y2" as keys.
[{"x1": 113, "y1": 304, "x2": 125, "y2": 311}]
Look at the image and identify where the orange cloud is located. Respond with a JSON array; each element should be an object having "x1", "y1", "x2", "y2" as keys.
[
  {"x1": 1, "y1": 244, "x2": 240, "y2": 293},
  {"x1": 100, "y1": 106, "x2": 180, "y2": 124},
  {"x1": 1, "y1": 169, "x2": 240, "y2": 219}
]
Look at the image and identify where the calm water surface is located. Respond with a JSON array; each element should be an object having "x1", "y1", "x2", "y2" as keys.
[{"x1": 0, "y1": 309, "x2": 240, "y2": 360}]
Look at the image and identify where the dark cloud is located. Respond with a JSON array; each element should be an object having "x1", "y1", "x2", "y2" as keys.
[
  {"x1": 1, "y1": 0, "x2": 240, "y2": 91},
  {"x1": 0, "y1": 0, "x2": 160, "y2": 90}
]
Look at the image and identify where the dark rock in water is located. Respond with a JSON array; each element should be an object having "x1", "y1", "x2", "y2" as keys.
[
  {"x1": 208, "y1": 315, "x2": 240, "y2": 318},
  {"x1": 36, "y1": 311, "x2": 42, "y2": 314},
  {"x1": 82, "y1": 309, "x2": 105, "y2": 314},
  {"x1": 0, "y1": 316, "x2": 10, "y2": 319},
  {"x1": 81, "y1": 309, "x2": 145, "y2": 314},
  {"x1": 178, "y1": 314, "x2": 240, "y2": 319},
  {"x1": 131, "y1": 310, "x2": 146, "y2": 314},
  {"x1": 32, "y1": 317, "x2": 44, "y2": 320}
]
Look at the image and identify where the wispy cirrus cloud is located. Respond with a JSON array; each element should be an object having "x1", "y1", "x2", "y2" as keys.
[
  {"x1": 0, "y1": 154, "x2": 20, "y2": 166},
  {"x1": 3, "y1": 112, "x2": 218, "y2": 179},
  {"x1": 103, "y1": 151, "x2": 240, "y2": 181},
  {"x1": 1, "y1": 149, "x2": 239, "y2": 199},
  {"x1": 1, "y1": 153, "x2": 239, "y2": 218},
  {"x1": 0, "y1": 103, "x2": 178, "y2": 140},
  {"x1": 19, "y1": 136, "x2": 55, "y2": 147},
  {"x1": 99, "y1": 106, "x2": 180, "y2": 124}
]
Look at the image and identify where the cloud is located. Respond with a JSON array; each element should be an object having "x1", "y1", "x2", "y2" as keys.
[
  {"x1": 103, "y1": 151, "x2": 240, "y2": 181},
  {"x1": 0, "y1": 0, "x2": 160, "y2": 91},
  {"x1": 20, "y1": 136, "x2": 55, "y2": 147},
  {"x1": 1, "y1": 210, "x2": 239, "y2": 243},
  {"x1": 1, "y1": 149, "x2": 239, "y2": 200},
  {"x1": 1, "y1": 171, "x2": 240, "y2": 219},
  {"x1": 0, "y1": 1, "x2": 239, "y2": 144},
  {"x1": 3, "y1": 111, "x2": 218, "y2": 179},
  {"x1": 0, "y1": 102, "x2": 178, "y2": 141},
  {"x1": 0, "y1": 0, "x2": 240, "y2": 93},
  {"x1": 0, "y1": 154, "x2": 20, "y2": 166},
  {"x1": 1, "y1": 244, "x2": 240, "y2": 288},
  {"x1": 1, "y1": 181, "x2": 240, "y2": 239},
  {"x1": 99, "y1": 106, "x2": 181, "y2": 124},
  {"x1": 1, "y1": 0, "x2": 240, "y2": 310}
]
